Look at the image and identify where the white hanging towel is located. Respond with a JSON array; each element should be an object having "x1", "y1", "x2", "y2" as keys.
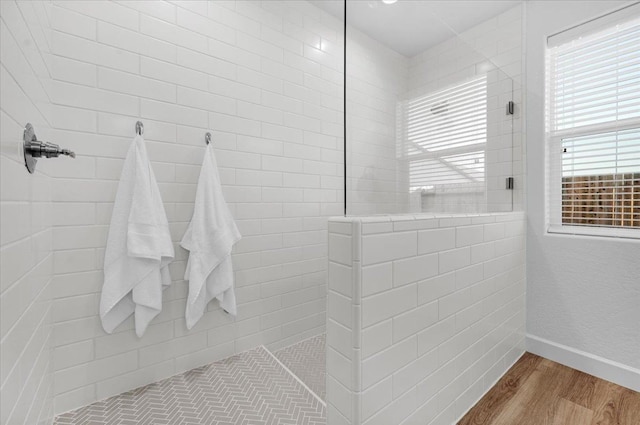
[
  {"x1": 100, "y1": 134, "x2": 174, "y2": 337},
  {"x1": 180, "y1": 143, "x2": 241, "y2": 329}
]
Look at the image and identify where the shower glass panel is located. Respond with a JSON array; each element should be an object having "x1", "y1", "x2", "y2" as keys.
[{"x1": 345, "y1": 0, "x2": 515, "y2": 215}]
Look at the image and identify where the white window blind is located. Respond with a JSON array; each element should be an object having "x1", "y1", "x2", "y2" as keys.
[
  {"x1": 547, "y1": 6, "x2": 640, "y2": 237},
  {"x1": 405, "y1": 75, "x2": 487, "y2": 192}
]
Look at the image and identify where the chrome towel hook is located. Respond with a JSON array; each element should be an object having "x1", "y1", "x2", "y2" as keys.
[
  {"x1": 136, "y1": 121, "x2": 144, "y2": 135},
  {"x1": 205, "y1": 132, "x2": 212, "y2": 145},
  {"x1": 23, "y1": 123, "x2": 75, "y2": 174}
]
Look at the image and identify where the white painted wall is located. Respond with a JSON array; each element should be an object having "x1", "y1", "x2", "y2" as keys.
[
  {"x1": 0, "y1": 2, "x2": 54, "y2": 424},
  {"x1": 327, "y1": 212, "x2": 526, "y2": 425},
  {"x1": 525, "y1": 0, "x2": 640, "y2": 390}
]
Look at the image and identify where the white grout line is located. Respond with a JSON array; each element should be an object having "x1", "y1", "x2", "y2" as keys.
[{"x1": 261, "y1": 345, "x2": 327, "y2": 408}]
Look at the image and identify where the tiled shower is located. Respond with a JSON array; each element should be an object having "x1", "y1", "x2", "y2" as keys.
[
  {"x1": 3, "y1": 1, "x2": 347, "y2": 421},
  {"x1": 2, "y1": 1, "x2": 638, "y2": 425}
]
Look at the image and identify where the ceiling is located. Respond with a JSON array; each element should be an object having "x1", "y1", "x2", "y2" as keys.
[{"x1": 311, "y1": 0, "x2": 521, "y2": 57}]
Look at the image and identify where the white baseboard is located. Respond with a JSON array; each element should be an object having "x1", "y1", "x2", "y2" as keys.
[{"x1": 526, "y1": 334, "x2": 640, "y2": 392}]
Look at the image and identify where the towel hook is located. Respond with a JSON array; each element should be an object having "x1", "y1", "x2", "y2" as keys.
[
  {"x1": 205, "y1": 132, "x2": 212, "y2": 145},
  {"x1": 136, "y1": 121, "x2": 144, "y2": 135}
]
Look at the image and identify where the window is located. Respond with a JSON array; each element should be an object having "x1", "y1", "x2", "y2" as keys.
[
  {"x1": 404, "y1": 75, "x2": 488, "y2": 198},
  {"x1": 546, "y1": 6, "x2": 640, "y2": 238}
]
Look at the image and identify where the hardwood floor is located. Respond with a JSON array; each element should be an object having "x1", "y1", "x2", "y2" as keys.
[{"x1": 459, "y1": 353, "x2": 640, "y2": 425}]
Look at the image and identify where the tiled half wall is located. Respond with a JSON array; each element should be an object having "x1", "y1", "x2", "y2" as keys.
[{"x1": 326, "y1": 212, "x2": 526, "y2": 425}]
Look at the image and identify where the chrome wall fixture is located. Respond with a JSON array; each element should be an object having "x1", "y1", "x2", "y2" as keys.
[
  {"x1": 23, "y1": 120, "x2": 210, "y2": 174},
  {"x1": 23, "y1": 123, "x2": 75, "y2": 174}
]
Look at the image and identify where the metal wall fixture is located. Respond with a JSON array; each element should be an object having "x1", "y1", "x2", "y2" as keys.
[
  {"x1": 23, "y1": 123, "x2": 75, "y2": 174},
  {"x1": 205, "y1": 132, "x2": 212, "y2": 145},
  {"x1": 136, "y1": 120, "x2": 144, "y2": 135},
  {"x1": 506, "y1": 101, "x2": 515, "y2": 115},
  {"x1": 506, "y1": 177, "x2": 514, "y2": 190}
]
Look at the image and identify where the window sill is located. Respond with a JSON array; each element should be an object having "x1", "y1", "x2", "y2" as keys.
[{"x1": 548, "y1": 225, "x2": 640, "y2": 240}]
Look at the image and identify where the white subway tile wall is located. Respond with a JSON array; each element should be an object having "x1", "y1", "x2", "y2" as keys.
[
  {"x1": 327, "y1": 212, "x2": 526, "y2": 425},
  {"x1": 0, "y1": 0, "x2": 386, "y2": 416},
  {"x1": 37, "y1": 0, "x2": 358, "y2": 414},
  {"x1": 1, "y1": 1, "x2": 54, "y2": 424}
]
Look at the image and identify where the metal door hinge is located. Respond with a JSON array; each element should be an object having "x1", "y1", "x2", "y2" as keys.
[
  {"x1": 506, "y1": 101, "x2": 514, "y2": 115},
  {"x1": 506, "y1": 177, "x2": 514, "y2": 190}
]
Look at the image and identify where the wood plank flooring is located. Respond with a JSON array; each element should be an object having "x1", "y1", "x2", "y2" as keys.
[{"x1": 459, "y1": 353, "x2": 640, "y2": 425}]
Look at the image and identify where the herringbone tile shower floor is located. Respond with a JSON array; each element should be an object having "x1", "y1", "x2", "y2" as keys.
[
  {"x1": 54, "y1": 344, "x2": 326, "y2": 425},
  {"x1": 273, "y1": 334, "x2": 326, "y2": 401}
]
